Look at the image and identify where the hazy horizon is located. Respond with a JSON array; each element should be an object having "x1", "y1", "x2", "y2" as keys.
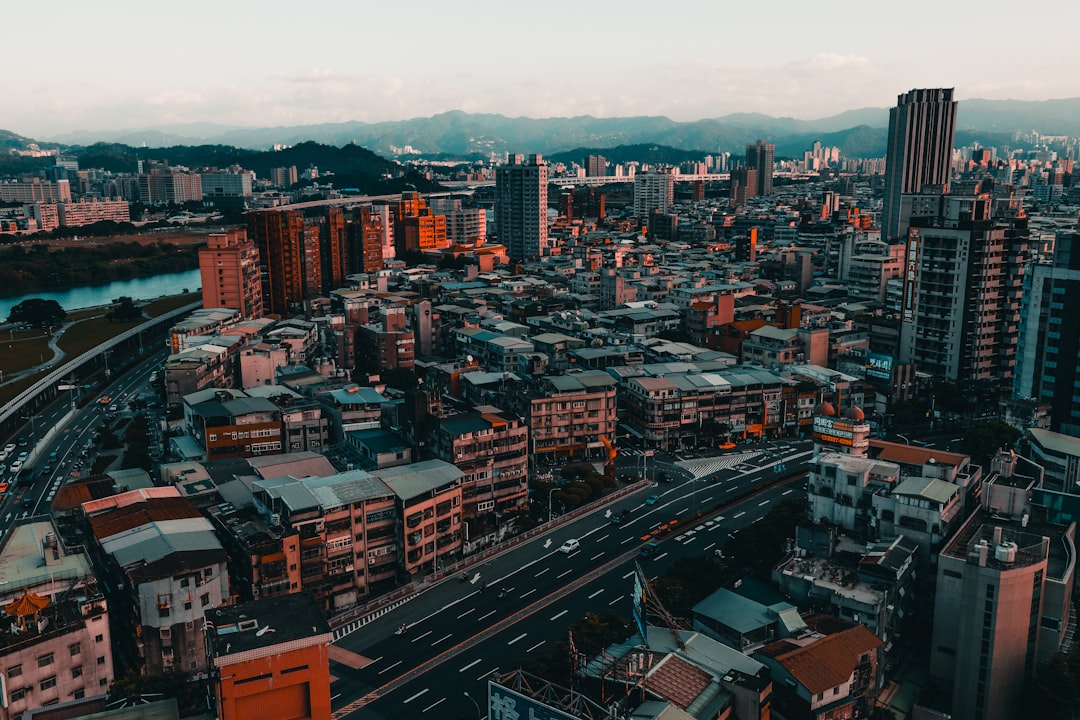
[{"x1": 6, "y1": 0, "x2": 1080, "y2": 138}]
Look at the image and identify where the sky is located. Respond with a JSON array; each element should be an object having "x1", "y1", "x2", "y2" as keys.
[{"x1": 6, "y1": 0, "x2": 1080, "y2": 138}]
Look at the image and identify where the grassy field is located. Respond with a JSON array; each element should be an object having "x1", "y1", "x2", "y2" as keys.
[
  {"x1": 45, "y1": 229, "x2": 220, "y2": 251},
  {"x1": 0, "y1": 292, "x2": 199, "y2": 408}
]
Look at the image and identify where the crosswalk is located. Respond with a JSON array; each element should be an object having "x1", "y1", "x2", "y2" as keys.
[{"x1": 678, "y1": 451, "x2": 761, "y2": 479}]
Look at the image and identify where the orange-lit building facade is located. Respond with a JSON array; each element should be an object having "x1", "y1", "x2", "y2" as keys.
[
  {"x1": 199, "y1": 229, "x2": 264, "y2": 319},
  {"x1": 346, "y1": 206, "x2": 384, "y2": 273},
  {"x1": 249, "y1": 209, "x2": 304, "y2": 317},
  {"x1": 207, "y1": 594, "x2": 332, "y2": 720},
  {"x1": 393, "y1": 191, "x2": 447, "y2": 255}
]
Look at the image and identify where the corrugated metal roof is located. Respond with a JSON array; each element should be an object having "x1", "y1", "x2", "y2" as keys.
[
  {"x1": 892, "y1": 476, "x2": 959, "y2": 505},
  {"x1": 373, "y1": 459, "x2": 464, "y2": 501},
  {"x1": 103, "y1": 517, "x2": 223, "y2": 567}
]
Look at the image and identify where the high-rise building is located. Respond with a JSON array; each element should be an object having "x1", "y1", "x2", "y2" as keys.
[
  {"x1": 898, "y1": 193, "x2": 1028, "y2": 384},
  {"x1": 199, "y1": 228, "x2": 263, "y2": 319},
  {"x1": 249, "y1": 209, "x2": 305, "y2": 317},
  {"x1": 496, "y1": 153, "x2": 548, "y2": 262},
  {"x1": 882, "y1": 88, "x2": 958, "y2": 242},
  {"x1": 730, "y1": 167, "x2": 758, "y2": 207},
  {"x1": 1014, "y1": 231, "x2": 1080, "y2": 435},
  {"x1": 633, "y1": 170, "x2": 674, "y2": 220},
  {"x1": 345, "y1": 206, "x2": 385, "y2": 274},
  {"x1": 585, "y1": 154, "x2": 606, "y2": 177},
  {"x1": 249, "y1": 208, "x2": 350, "y2": 316},
  {"x1": 393, "y1": 191, "x2": 447, "y2": 256},
  {"x1": 745, "y1": 140, "x2": 775, "y2": 196}
]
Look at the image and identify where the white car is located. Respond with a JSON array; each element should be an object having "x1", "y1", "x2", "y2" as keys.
[
  {"x1": 558, "y1": 539, "x2": 581, "y2": 554},
  {"x1": 3, "y1": 443, "x2": 14, "y2": 455},
  {"x1": 9, "y1": 460, "x2": 23, "y2": 474},
  {"x1": 0, "y1": 449, "x2": 8, "y2": 462}
]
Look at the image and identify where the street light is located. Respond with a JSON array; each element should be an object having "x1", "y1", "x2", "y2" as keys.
[
  {"x1": 463, "y1": 691, "x2": 482, "y2": 720},
  {"x1": 896, "y1": 434, "x2": 911, "y2": 445},
  {"x1": 548, "y1": 486, "x2": 557, "y2": 523}
]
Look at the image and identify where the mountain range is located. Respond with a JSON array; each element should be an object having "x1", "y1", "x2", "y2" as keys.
[{"x1": 4, "y1": 97, "x2": 1078, "y2": 163}]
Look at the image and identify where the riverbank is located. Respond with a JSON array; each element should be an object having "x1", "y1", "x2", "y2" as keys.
[{"x1": 0, "y1": 293, "x2": 196, "y2": 407}]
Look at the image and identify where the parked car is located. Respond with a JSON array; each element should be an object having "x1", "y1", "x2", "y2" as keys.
[{"x1": 558, "y1": 538, "x2": 581, "y2": 554}]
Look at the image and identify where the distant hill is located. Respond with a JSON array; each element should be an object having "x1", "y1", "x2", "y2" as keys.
[{"x1": 26, "y1": 98, "x2": 1074, "y2": 158}]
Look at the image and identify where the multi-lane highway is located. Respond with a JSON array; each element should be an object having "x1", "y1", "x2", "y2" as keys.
[
  {"x1": 0, "y1": 349, "x2": 166, "y2": 537},
  {"x1": 329, "y1": 443, "x2": 812, "y2": 720}
]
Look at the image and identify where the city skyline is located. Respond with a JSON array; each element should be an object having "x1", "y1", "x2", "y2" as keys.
[{"x1": 5, "y1": 0, "x2": 1080, "y2": 138}]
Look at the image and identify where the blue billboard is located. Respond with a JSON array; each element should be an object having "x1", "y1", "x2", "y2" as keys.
[{"x1": 488, "y1": 682, "x2": 579, "y2": 720}]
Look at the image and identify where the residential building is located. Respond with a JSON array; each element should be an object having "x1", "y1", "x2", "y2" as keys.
[
  {"x1": 633, "y1": 171, "x2": 674, "y2": 219},
  {"x1": 1014, "y1": 231, "x2": 1080, "y2": 435},
  {"x1": 199, "y1": 229, "x2": 264, "y2": 320},
  {"x1": 585, "y1": 154, "x2": 606, "y2": 177},
  {"x1": 393, "y1": 191, "x2": 447, "y2": 256},
  {"x1": 249, "y1": 209, "x2": 305, "y2": 317},
  {"x1": 81, "y1": 488, "x2": 230, "y2": 677},
  {"x1": 200, "y1": 168, "x2": 255, "y2": 197},
  {"x1": 521, "y1": 371, "x2": 618, "y2": 461},
  {"x1": 345, "y1": 206, "x2": 385, "y2": 274},
  {"x1": 0, "y1": 520, "x2": 113, "y2": 720},
  {"x1": 755, "y1": 617, "x2": 882, "y2": 720},
  {"x1": 496, "y1": 153, "x2": 548, "y2": 261},
  {"x1": 52, "y1": 199, "x2": 131, "y2": 226},
  {"x1": 431, "y1": 408, "x2": 529, "y2": 541},
  {"x1": 881, "y1": 88, "x2": 957, "y2": 242},
  {"x1": 898, "y1": 194, "x2": 1028, "y2": 384},
  {"x1": 0, "y1": 178, "x2": 71, "y2": 204},
  {"x1": 183, "y1": 390, "x2": 284, "y2": 461},
  {"x1": 207, "y1": 594, "x2": 332, "y2": 720},
  {"x1": 1027, "y1": 428, "x2": 1080, "y2": 492}
]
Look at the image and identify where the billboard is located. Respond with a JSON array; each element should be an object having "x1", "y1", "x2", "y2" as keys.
[
  {"x1": 812, "y1": 415, "x2": 855, "y2": 447},
  {"x1": 865, "y1": 352, "x2": 894, "y2": 386},
  {"x1": 488, "y1": 681, "x2": 578, "y2": 720},
  {"x1": 632, "y1": 567, "x2": 648, "y2": 646},
  {"x1": 902, "y1": 227, "x2": 921, "y2": 323}
]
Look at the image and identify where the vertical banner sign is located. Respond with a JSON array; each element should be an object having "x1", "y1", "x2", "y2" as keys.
[
  {"x1": 902, "y1": 227, "x2": 921, "y2": 323},
  {"x1": 632, "y1": 568, "x2": 648, "y2": 646}
]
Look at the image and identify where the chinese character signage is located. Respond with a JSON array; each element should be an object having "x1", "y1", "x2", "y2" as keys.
[
  {"x1": 902, "y1": 228, "x2": 921, "y2": 323},
  {"x1": 865, "y1": 352, "x2": 893, "y2": 385},
  {"x1": 488, "y1": 682, "x2": 577, "y2": 720}
]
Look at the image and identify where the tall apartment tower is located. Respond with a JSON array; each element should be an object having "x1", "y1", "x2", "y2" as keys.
[
  {"x1": 882, "y1": 88, "x2": 958, "y2": 242},
  {"x1": 585, "y1": 154, "x2": 606, "y2": 177},
  {"x1": 345, "y1": 206, "x2": 385, "y2": 274},
  {"x1": 199, "y1": 228, "x2": 263, "y2": 319},
  {"x1": 633, "y1": 170, "x2": 674, "y2": 220},
  {"x1": 249, "y1": 209, "x2": 305, "y2": 317},
  {"x1": 898, "y1": 193, "x2": 1028, "y2": 384},
  {"x1": 1014, "y1": 231, "x2": 1080, "y2": 434},
  {"x1": 393, "y1": 191, "x2": 447, "y2": 256},
  {"x1": 745, "y1": 140, "x2": 775, "y2": 195},
  {"x1": 496, "y1": 153, "x2": 548, "y2": 262}
]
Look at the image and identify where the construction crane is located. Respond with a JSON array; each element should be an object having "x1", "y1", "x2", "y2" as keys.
[{"x1": 600, "y1": 434, "x2": 617, "y2": 484}]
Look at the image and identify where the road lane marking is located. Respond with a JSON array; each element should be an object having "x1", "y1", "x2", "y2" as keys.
[
  {"x1": 403, "y1": 688, "x2": 429, "y2": 704},
  {"x1": 422, "y1": 698, "x2": 446, "y2": 712},
  {"x1": 621, "y1": 536, "x2": 635, "y2": 544},
  {"x1": 378, "y1": 660, "x2": 402, "y2": 675},
  {"x1": 782, "y1": 489, "x2": 793, "y2": 495},
  {"x1": 520, "y1": 589, "x2": 536, "y2": 599},
  {"x1": 622, "y1": 571, "x2": 635, "y2": 579},
  {"x1": 598, "y1": 534, "x2": 609, "y2": 542},
  {"x1": 608, "y1": 595, "x2": 624, "y2": 606},
  {"x1": 432, "y1": 634, "x2": 452, "y2": 645},
  {"x1": 683, "y1": 536, "x2": 695, "y2": 545},
  {"x1": 557, "y1": 569, "x2": 573, "y2": 579},
  {"x1": 656, "y1": 553, "x2": 668, "y2": 561},
  {"x1": 478, "y1": 668, "x2": 498, "y2": 680},
  {"x1": 457, "y1": 608, "x2": 475, "y2": 619},
  {"x1": 478, "y1": 610, "x2": 496, "y2": 622},
  {"x1": 758, "y1": 500, "x2": 770, "y2": 507},
  {"x1": 551, "y1": 610, "x2": 568, "y2": 621},
  {"x1": 588, "y1": 589, "x2": 604, "y2": 599},
  {"x1": 678, "y1": 507, "x2": 688, "y2": 514},
  {"x1": 508, "y1": 633, "x2": 527, "y2": 645},
  {"x1": 527, "y1": 640, "x2": 546, "y2": 652},
  {"x1": 535, "y1": 567, "x2": 549, "y2": 577},
  {"x1": 411, "y1": 630, "x2": 432, "y2": 643},
  {"x1": 459, "y1": 659, "x2": 482, "y2": 673},
  {"x1": 704, "y1": 543, "x2": 716, "y2": 552},
  {"x1": 590, "y1": 552, "x2": 604, "y2": 561},
  {"x1": 733, "y1": 511, "x2": 745, "y2": 519}
]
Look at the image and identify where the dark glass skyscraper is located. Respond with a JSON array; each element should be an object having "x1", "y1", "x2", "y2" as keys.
[{"x1": 882, "y1": 88, "x2": 958, "y2": 242}]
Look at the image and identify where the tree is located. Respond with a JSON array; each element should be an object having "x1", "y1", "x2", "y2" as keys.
[
  {"x1": 381, "y1": 367, "x2": 420, "y2": 391},
  {"x1": 961, "y1": 420, "x2": 1021, "y2": 468},
  {"x1": 7, "y1": 298, "x2": 66, "y2": 327},
  {"x1": 107, "y1": 296, "x2": 142, "y2": 322}
]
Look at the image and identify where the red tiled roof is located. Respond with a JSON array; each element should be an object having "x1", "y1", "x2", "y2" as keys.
[
  {"x1": 88, "y1": 497, "x2": 202, "y2": 540},
  {"x1": 647, "y1": 654, "x2": 712, "y2": 709},
  {"x1": 51, "y1": 477, "x2": 116, "y2": 511},
  {"x1": 767, "y1": 624, "x2": 882, "y2": 695},
  {"x1": 868, "y1": 439, "x2": 967, "y2": 467}
]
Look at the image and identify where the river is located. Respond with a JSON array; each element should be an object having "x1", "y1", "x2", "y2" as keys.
[{"x1": 0, "y1": 268, "x2": 203, "y2": 322}]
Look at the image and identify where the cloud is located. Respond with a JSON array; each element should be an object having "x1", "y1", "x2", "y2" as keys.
[{"x1": 785, "y1": 53, "x2": 872, "y2": 75}]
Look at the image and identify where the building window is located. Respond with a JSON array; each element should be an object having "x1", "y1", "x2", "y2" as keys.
[
  {"x1": 72, "y1": 666, "x2": 83, "y2": 679},
  {"x1": 159, "y1": 606, "x2": 170, "y2": 618},
  {"x1": 40, "y1": 676, "x2": 57, "y2": 691},
  {"x1": 201, "y1": 593, "x2": 211, "y2": 607},
  {"x1": 97, "y1": 656, "x2": 106, "y2": 665},
  {"x1": 100, "y1": 678, "x2": 109, "y2": 686},
  {"x1": 181, "y1": 578, "x2": 190, "y2": 588},
  {"x1": 38, "y1": 653, "x2": 54, "y2": 668},
  {"x1": 184, "y1": 601, "x2": 192, "y2": 610},
  {"x1": 95, "y1": 634, "x2": 103, "y2": 642},
  {"x1": 74, "y1": 689, "x2": 86, "y2": 699},
  {"x1": 69, "y1": 643, "x2": 81, "y2": 656},
  {"x1": 10, "y1": 688, "x2": 26, "y2": 702}
]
